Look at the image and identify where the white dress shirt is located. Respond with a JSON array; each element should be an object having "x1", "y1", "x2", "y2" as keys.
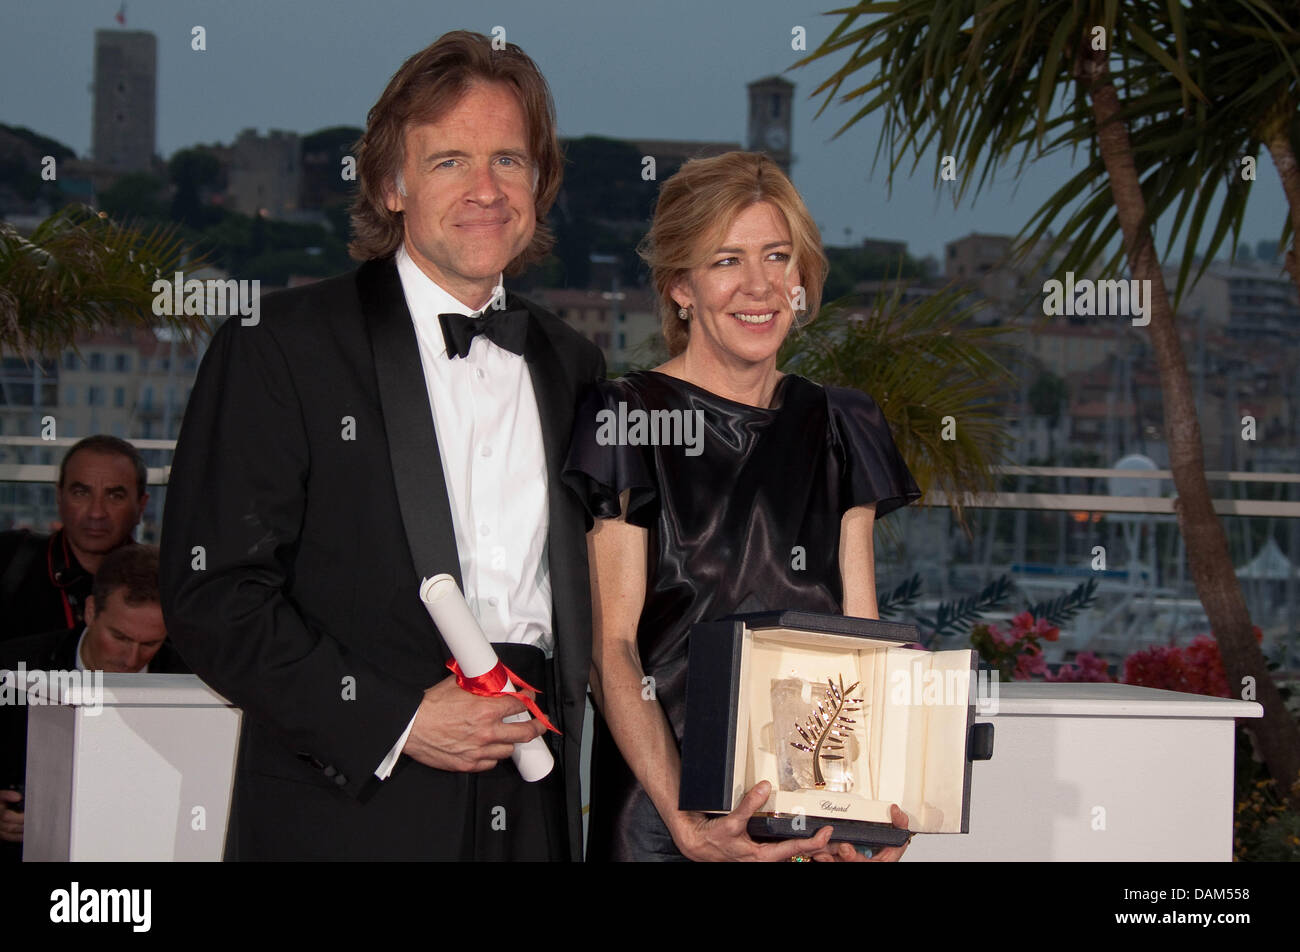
[{"x1": 376, "y1": 244, "x2": 554, "y2": 778}]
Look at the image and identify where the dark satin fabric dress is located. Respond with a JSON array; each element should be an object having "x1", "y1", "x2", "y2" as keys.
[{"x1": 562, "y1": 370, "x2": 921, "y2": 861}]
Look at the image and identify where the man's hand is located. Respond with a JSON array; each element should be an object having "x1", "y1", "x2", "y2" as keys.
[
  {"x1": 0, "y1": 789, "x2": 24, "y2": 844},
  {"x1": 400, "y1": 677, "x2": 546, "y2": 772}
]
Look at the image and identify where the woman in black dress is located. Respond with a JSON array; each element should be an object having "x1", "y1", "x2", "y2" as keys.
[{"x1": 564, "y1": 153, "x2": 921, "y2": 862}]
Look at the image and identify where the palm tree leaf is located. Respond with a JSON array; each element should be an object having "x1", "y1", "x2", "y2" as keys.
[{"x1": 0, "y1": 204, "x2": 209, "y2": 357}]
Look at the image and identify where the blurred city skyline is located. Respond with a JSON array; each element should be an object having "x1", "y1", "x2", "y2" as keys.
[{"x1": 0, "y1": 0, "x2": 1290, "y2": 264}]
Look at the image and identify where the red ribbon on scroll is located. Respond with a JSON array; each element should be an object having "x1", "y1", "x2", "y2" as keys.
[{"x1": 446, "y1": 659, "x2": 561, "y2": 735}]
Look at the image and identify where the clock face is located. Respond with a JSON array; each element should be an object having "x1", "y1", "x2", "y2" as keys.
[{"x1": 764, "y1": 125, "x2": 788, "y2": 151}]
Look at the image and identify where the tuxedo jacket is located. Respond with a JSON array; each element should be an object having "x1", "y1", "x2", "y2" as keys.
[{"x1": 159, "y1": 255, "x2": 605, "y2": 860}]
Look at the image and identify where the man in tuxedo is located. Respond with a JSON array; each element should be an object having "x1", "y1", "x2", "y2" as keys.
[{"x1": 159, "y1": 31, "x2": 604, "y2": 860}]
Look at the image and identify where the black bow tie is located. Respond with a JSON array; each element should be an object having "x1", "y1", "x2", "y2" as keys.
[{"x1": 438, "y1": 308, "x2": 529, "y2": 359}]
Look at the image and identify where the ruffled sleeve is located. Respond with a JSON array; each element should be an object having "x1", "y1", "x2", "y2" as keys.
[
  {"x1": 825, "y1": 385, "x2": 922, "y2": 519},
  {"x1": 562, "y1": 378, "x2": 659, "y2": 530}
]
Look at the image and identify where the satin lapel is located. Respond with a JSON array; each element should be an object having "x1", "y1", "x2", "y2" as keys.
[
  {"x1": 518, "y1": 299, "x2": 568, "y2": 494},
  {"x1": 516, "y1": 296, "x2": 585, "y2": 710},
  {"x1": 360, "y1": 257, "x2": 464, "y2": 589}
]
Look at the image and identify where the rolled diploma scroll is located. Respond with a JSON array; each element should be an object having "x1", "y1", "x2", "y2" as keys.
[{"x1": 419, "y1": 574, "x2": 555, "y2": 782}]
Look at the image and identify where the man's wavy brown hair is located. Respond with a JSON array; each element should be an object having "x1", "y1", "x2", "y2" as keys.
[{"x1": 348, "y1": 31, "x2": 562, "y2": 271}]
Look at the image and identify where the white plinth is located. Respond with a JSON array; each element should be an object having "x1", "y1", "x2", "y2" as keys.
[
  {"x1": 904, "y1": 682, "x2": 1262, "y2": 861},
  {"x1": 21, "y1": 673, "x2": 241, "y2": 861}
]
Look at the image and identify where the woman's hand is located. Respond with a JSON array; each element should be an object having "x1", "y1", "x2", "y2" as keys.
[
  {"x1": 810, "y1": 803, "x2": 912, "y2": 862},
  {"x1": 670, "y1": 780, "x2": 834, "y2": 862}
]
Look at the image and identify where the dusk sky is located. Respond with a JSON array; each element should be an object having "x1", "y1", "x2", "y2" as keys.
[{"x1": 0, "y1": 0, "x2": 1288, "y2": 266}]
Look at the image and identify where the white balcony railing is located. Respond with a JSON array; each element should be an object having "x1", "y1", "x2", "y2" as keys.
[{"x1": 2, "y1": 437, "x2": 1299, "y2": 516}]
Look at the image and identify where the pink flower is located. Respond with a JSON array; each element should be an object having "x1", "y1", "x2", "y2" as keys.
[
  {"x1": 1077, "y1": 652, "x2": 1112, "y2": 680},
  {"x1": 1009, "y1": 612, "x2": 1035, "y2": 638},
  {"x1": 1123, "y1": 645, "x2": 1176, "y2": 690},
  {"x1": 1013, "y1": 650, "x2": 1048, "y2": 679},
  {"x1": 1122, "y1": 638, "x2": 1229, "y2": 698},
  {"x1": 1047, "y1": 651, "x2": 1113, "y2": 683}
]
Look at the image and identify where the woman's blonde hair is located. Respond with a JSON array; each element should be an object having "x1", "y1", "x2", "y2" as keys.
[{"x1": 637, "y1": 152, "x2": 828, "y2": 357}]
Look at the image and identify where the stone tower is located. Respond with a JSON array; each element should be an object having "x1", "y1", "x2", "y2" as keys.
[
  {"x1": 747, "y1": 76, "x2": 794, "y2": 177},
  {"x1": 92, "y1": 29, "x2": 157, "y2": 172}
]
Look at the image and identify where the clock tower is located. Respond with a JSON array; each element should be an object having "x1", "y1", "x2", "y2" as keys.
[{"x1": 747, "y1": 76, "x2": 794, "y2": 177}]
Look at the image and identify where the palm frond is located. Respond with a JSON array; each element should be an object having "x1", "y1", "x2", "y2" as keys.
[
  {"x1": 916, "y1": 573, "x2": 1014, "y2": 641},
  {"x1": 781, "y1": 283, "x2": 1019, "y2": 534},
  {"x1": 795, "y1": 1, "x2": 1299, "y2": 304},
  {"x1": 0, "y1": 204, "x2": 208, "y2": 357},
  {"x1": 877, "y1": 571, "x2": 923, "y2": 619},
  {"x1": 1025, "y1": 576, "x2": 1101, "y2": 627}
]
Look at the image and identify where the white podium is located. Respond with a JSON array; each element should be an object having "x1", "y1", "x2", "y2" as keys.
[
  {"x1": 22, "y1": 673, "x2": 241, "y2": 861},
  {"x1": 905, "y1": 682, "x2": 1262, "y2": 861}
]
